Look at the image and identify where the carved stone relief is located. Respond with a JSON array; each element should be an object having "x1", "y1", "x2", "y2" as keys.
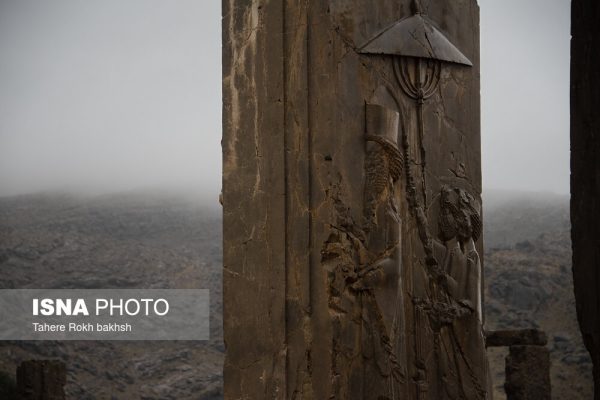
[
  {"x1": 223, "y1": 0, "x2": 483, "y2": 398},
  {"x1": 354, "y1": 2, "x2": 487, "y2": 399}
]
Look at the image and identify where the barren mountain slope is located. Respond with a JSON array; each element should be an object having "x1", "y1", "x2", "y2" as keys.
[
  {"x1": 483, "y1": 190, "x2": 592, "y2": 400},
  {"x1": 0, "y1": 191, "x2": 223, "y2": 399}
]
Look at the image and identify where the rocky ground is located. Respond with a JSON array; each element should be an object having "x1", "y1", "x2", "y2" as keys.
[
  {"x1": 0, "y1": 189, "x2": 593, "y2": 399},
  {"x1": 0, "y1": 191, "x2": 223, "y2": 399},
  {"x1": 483, "y1": 190, "x2": 593, "y2": 399}
]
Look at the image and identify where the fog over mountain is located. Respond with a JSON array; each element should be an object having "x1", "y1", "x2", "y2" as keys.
[{"x1": 0, "y1": 0, "x2": 570, "y2": 196}]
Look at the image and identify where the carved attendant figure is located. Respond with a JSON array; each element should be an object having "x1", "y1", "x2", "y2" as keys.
[
  {"x1": 434, "y1": 186, "x2": 487, "y2": 399},
  {"x1": 437, "y1": 186, "x2": 482, "y2": 320}
]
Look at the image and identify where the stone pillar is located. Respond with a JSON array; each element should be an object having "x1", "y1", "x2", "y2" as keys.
[
  {"x1": 505, "y1": 346, "x2": 551, "y2": 400},
  {"x1": 222, "y1": 1, "x2": 485, "y2": 398},
  {"x1": 571, "y1": 1, "x2": 600, "y2": 399},
  {"x1": 16, "y1": 360, "x2": 66, "y2": 400},
  {"x1": 486, "y1": 329, "x2": 552, "y2": 400}
]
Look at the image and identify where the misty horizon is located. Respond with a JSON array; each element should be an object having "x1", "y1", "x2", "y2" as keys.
[{"x1": 0, "y1": 0, "x2": 571, "y2": 197}]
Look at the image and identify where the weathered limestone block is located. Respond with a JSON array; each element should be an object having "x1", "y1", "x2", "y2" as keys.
[
  {"x1": 222, "y1": 0, "x2": 485, "y2": 398},
  {"x1": 486, "y1": 329, "x2": 548, "y2": 347},
  {"x1": 571, "y1": 1, "x2": 600, "y2": 398},
  {"x1": 16, "y1": 360, "x2": 66, "y2": 400},
  {"x1": 504, "y1": 346, "x2": 551, "y2": 400}
]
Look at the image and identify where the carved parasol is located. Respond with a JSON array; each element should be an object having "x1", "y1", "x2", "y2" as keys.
[{"x1": 359, "y1": 0, "x2": 472, "y2": 205}]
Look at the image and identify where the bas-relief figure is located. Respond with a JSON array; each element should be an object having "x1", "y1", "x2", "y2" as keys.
[
  {"x1": 322, "y1": 103, "x2": 407, "y2": 399},
  {"x1": 433, "y1": 186, "x2": 487, "y2": 400}
]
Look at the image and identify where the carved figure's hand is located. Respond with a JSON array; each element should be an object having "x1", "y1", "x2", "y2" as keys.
[
  {"x1": 350, "y1": 279, "x2": 368, "y2": 292},
  {"x1": 349, "y1": 268, "x2": 384, "y2": 292},
  {"x1": 459, "y1": 299, "x2": 474, "y2": 312},
  {"x1": 436, "y1": 272, "x2": 449, "y2": 288}
]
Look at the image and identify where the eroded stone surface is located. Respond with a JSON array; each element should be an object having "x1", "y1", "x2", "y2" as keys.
[{"x1": 222, "y1": 1, "x2": 485, "y2": 398}]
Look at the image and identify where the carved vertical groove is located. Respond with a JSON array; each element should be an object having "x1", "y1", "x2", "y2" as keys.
[{"x1": 284, "y1": 1, "x2": 314, "y2": 397}]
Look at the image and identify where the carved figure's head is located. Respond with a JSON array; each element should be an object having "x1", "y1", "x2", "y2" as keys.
[{"x1": 438, "y1": 186, "x2": 481, "y2": 243}]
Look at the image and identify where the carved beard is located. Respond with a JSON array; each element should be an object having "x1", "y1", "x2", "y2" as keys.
[
  {"x1": 364, "y1": 146, "x2": 391, "y2": 232},
  {"x1": 455, "y1": 208, "x2": 474, "y2": 242},
  {"x1": 438, "y1": 187, "x2": 458, "y2": 241}
]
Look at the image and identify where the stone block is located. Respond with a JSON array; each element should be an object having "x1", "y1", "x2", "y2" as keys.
[
  {"x1": 505, "y1": 346, "x2": 551, "y2": 400},
  {"x1": 16, "y1": 360, "x2": 66, "y2": 400},
  {"x1": 486, "y1": 329, "x2": 548, "y2": 347}
]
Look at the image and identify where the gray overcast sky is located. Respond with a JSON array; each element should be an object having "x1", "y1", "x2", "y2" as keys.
[
  {"x1": 0, "y1": 0, "x2": 570, "y2": 197},
  {"x1": 480, "y1": 0, "x2": 571, "y2": 194},
  {"x1": 0, "y1": 0, "x2": 221, "y2": 196}
]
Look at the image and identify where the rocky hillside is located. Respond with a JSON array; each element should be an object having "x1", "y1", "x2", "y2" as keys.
[
  {"x1": 483, "y1": 190, "x2": 592, "y2": 399},
  {"x1": 0, "y1": 191, "x2": 223, "y2": 399},
  {"x1": 0, "y1": 189, "x2": 593, "y2": 399}
]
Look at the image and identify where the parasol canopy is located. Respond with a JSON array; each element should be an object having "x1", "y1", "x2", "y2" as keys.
[{"x1": 359, "y1": 12, "x2": 472, "y2": 66}]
